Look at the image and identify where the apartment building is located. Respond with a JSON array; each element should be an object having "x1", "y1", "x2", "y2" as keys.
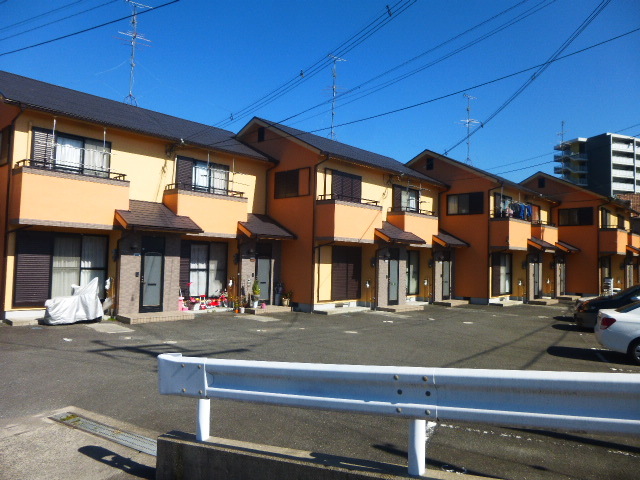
[
  {"x1": 522, "y1": 172, "x2": 639, "y2": 295},
  {"x1": 554, "y1": 133, "x2": 640, "y2": 196},
  {"x1": 0, "y1": 71, "x2": 277, "y2": 322},
  {"x1": 407, "y1": 150, "x2": 561, "y2": 304},
  {"x1": 237, "y1": 118, "x2": 449, "y2": 312}
]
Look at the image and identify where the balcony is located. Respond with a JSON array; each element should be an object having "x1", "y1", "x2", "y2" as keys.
[
  {"x1": 531, "y1": 221, "x2": 558, "y2": 245},
  {"x1": 612, "y1": 142, "x2": 635, "y2": 153},
  {"x1": 316, "y1": 194, "x2": 382, "y2": 242},
  {"x1": 386, "y1": 206, "x2": 438, "y2": 245},
  {"x1": 554, "y1": 164, "x2": 587, "y2": 175},
  {"x1": 163, "y1": 183, "x2": 248, "y2": 236},
  {"x1": 9, "y1": 159, "x2": 129, "y2": 229},
  {"x1": 599, "y1": 228, "x2": 627, "y2": 255},
  {"x1": 629, "y1": 232, "x2": 640, "y2": 250},
  {"x1": 554, "y1": 153, "x2": 587, "y2": 162},
  {"x1": 490, "y1": 213, "x2": 532, "y2": 250},
  {"x1": 611, "y1": 155, "x2": 634, "y2": 166}
]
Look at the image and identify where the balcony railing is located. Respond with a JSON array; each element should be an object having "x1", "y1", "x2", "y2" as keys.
[
  {"x1": 388, "y1": 205, "x2": 437, "y2": 216},
  {"x1": 554, "y1": 153, "x2": 587, "y2": 162},
  {"x1": 531, "y1": 220, "x2": 557, "y2": 227},
  {"x1": 491, "y1": 209, "x2": 533, "y2": 222},
  {"x1": 16, "y1": 159, "x2": 127, "y2": 181},
  {"x1": 317, "y1": 193, "x2": 379, "y2": 206},
  {"x1": 166, "y1": 182, "x2": 245, "y2": 198}
]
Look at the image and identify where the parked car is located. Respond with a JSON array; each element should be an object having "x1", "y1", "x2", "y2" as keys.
[
  {"x1": 573, "y1": 284, "x2": 640, "y2": 328},
  {"x1": 595, "y1": 302, "x2": 640, "y2": 364}
]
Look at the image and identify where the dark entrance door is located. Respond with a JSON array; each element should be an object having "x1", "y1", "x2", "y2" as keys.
[
  {"x1": 140, "y1": 236, "x2": 165, "y2": 313},
  {"x1": 388, "y1": 248, "x2": 400, "y2": 305}
]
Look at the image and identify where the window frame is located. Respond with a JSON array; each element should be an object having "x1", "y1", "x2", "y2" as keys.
[
  {"x1": 447, "y1": 192, "x2": 484, "y2": 215},
  {"x1": 558, "y1": 207, "x2": 594, "y2": 226},
  {"x1": 275, "y1": 168, "x2": 300, "y2": 199}
]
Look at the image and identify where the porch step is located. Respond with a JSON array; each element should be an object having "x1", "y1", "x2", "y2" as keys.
[
  {"x1": 528, "y1": 298, "x2": 560, "y2": 306},
  {"x1": 489, "y1": 299, "x2": 523, "y2": 307},
  {"x1": 117, "y1": 311, "x2": 196, "y2": 324},
  {"x1": 557, "y1": 295, "x2": 580, "y2": 303},
  {"x1": 377, "y1": 302, "x2": 429, "y2": 313},
  {"x1": 431, "y1": 299, "x2": 469, "y2": 307},
  {"x1": 245, "y1": 305, "x2": 293, "y2": 315},
  {"x1": 313, "y1": 307, "x2": 371, "y2": 315}
]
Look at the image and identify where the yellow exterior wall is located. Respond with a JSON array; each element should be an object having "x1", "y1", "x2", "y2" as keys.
[{"x1": 317, "y1": 245, "x2": 332, "y2": 302}]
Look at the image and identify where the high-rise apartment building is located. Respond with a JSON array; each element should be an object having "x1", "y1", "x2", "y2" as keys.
[{"x1": 554, "y1": 133, "x2": 640, "y2": 197}]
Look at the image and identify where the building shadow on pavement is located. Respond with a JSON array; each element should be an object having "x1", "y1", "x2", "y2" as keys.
[
  {"x1": 78, "y1": 445, "x2": 154, "y2": 479},
  {"x1": 546, "y1": 345, "x2": 632, "y2": 365}
]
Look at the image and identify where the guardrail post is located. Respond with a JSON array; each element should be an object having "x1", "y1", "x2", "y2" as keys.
[
  {"x1": 408, "y1": 419, "x2": 426, "y2": 476},
  {"x1": 196, "y1": 398, "x2": 210, "y2": 441}
]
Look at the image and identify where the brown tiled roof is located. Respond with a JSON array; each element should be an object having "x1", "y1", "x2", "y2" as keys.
[
  {"x1": 238, "y1": 214, "x2": 296, "y2": 239},
  {"x1": 375, "y1": 222, "x2": 425, "y2": 245},
  {"x1": 115, "y1": 200, "x2": 202, "y2": 233},
  {"x1": 556, "y1": 241, "x2": 580, "y2": 253},
  {"x1": 528, "y1": 237, "x2": 556, "y2": 252},
  {"x1": 433, "y1": 230, "x2": 469, "y2": 248}
]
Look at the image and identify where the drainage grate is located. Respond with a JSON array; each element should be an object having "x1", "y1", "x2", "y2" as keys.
[{"x1": 50, "y1": 412, "x2": 157, "y2": 456}]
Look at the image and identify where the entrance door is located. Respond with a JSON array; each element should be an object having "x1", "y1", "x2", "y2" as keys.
[
  {"x1": 533, "y1": 257, "x2": 542, "y2": 299},
  {"x1": 557, "y1": 260, "x2": 566, "y2": 296},
  {"x1": 140, "y1": 236, "x2": 165, "y2": 313},
  {"x1": 388, "y1": 248, "x2": 400, "y2": 305},
  {"x1": 256, "y1": 257, "x2": 271, "y2": 302},
  {"x1": 441, "y1": 252, "x2": 452, "y2": 300}
]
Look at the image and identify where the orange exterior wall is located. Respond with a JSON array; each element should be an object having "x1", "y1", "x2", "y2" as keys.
[{"x1": 239, "y1": 123, "x2": 317, "y2": 306}]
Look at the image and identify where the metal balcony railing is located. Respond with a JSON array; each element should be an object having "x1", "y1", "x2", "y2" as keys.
[
  {"x1": 387, "y1": 205, "x2": 437, "y2": 216},
  {"x1": 165, "y1": 182, "x2": 245, "y2": 198},
  {"x1": 317, "y1": 193, "x2": 379, "y2": 206},
  {"x1": 16, "y1": 159, "x2": 127, "y2": 181}
]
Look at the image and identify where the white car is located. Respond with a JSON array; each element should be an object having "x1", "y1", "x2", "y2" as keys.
[{"x1": 595, "y1": 301, "x2": 640, "y2": 365}]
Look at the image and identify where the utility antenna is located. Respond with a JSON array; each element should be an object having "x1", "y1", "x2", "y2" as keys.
[
  {"x1": 119, "y1": 1, "x2": 152, "y2": 106},
  {"x1": 557, "y1": 120, "x2": 566, "y2": 145},
  {"x1": 328, "y1": 55, "x2": 346, "y2": 140},
  {"x1": 460, "y1": 93, "x2": 480, "y2": 165}
]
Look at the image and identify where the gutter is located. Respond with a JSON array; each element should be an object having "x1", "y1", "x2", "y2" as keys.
[{"x1": 1, "y1": 104, "x2": 25, "y2": 317}]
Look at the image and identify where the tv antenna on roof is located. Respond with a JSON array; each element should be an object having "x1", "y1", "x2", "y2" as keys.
[
  {"x1": 119, "y1": 1, "x2": 152, "y2": 106},
  {"x1": 328, "y1": 54, "x2": 346, "y2": 140},
  {"x1": 460, "y1": 93, "x2": 480, "y2": 165},
  {"x1": 557, "y1": 120, "x2": 566, "y2": 145}
]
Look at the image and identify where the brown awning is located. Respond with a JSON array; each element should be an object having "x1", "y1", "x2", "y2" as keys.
[
  {"x1": 626, "y1": 245, "x2": 640, "y2": 256},
  {"x1": 374, "y1": 221, "x2": 425, "y2": 245},
  {"x1": 238, "y1": 214, "x2": 296, "y2": 240},
  {"x1": 555, "y1": 241, "x2": 580, "y2": 253},
  {"x1": 433, "y1": 230, "x2": 469, "y2": 248},
  {"x1": 528, "y1": 237, "x2": 556, "y2": 253},
  {"x1": 115, "y1": 200, "x2": 202, "y2": 233}
]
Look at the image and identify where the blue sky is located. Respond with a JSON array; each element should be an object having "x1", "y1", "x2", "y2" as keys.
[{"x1": 1, "y1": 0, "x2": 638, "y2": 182}]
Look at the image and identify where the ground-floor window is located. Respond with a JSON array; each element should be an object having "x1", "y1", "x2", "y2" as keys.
[
  {"x1": 491, "y1": 252, "x2": 512, "y2": 296},
  {"x1": 407, "y1": 250, "x2": 419, "y2": 295},
  {"x1": 52, "y1": 235, "x2": 108, "y2": 298},
  {"x1": 331, "y1": 245, "x2": 361, "y2": 300},
  {"x1": 185, "y1": 242, "x2": 227, "y2": 297},
  {"x1": 14, "y1": 231, "x2": 108, "y2": 307}
]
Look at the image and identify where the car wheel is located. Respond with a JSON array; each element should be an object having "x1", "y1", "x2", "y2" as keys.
[{"x1": 628, "y1": 339, "x2": 640, "y2": 365}]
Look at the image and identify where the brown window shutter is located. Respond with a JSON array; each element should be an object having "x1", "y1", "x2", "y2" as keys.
[
  {"x1": 14, "y1": 231, "x2": 53, "y2": 307},
  {"x1": 331, "y1": 246, "x2": 361, "y2": 300},
  {"x1": 176, "y1": 156, "x2": 193, "y2": 188},
  {"x1": 180, "y1": 240, "x2": 191, "y2": 297},
  {"x1": 32, "y1": 128, "x2": 54, "y2": 162}
]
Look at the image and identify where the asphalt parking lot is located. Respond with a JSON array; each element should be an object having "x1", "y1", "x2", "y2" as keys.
[{"x1": 1, "y1": 303, "x2": 639, "y2": 479}]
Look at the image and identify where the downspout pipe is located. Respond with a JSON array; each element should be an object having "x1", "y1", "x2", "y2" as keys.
[
  {"x1": 311, "y1": 154, "x2": 330, "y2": 311},
  {"x1": 1, "y1": 104, "x2": 25, "y2": 317}
]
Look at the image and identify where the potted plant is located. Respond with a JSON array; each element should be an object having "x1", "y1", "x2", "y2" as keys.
[
  {"x1": 282, "y1": 290, "x2": 293, "y2": 307},
  {"x1": 251, "y1": 279, "x2": 261, "y2": 308}
]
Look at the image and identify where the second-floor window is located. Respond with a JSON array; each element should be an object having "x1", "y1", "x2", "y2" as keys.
[
  {"x1": 447, "y1": 192, "x2": 483, "y2": 215},
  {"x1": 32, "y1": 127, "x2": 111, "y2": 177},
  {"x1": 332, "y1": 169, "x2": 362, "y2": 203},
  {"x1": 559, "y1": 207, "x2": 593, "y2": 226},
  {"x1": 193, "y1": 160, "x2": 229, "y2": 195},
  {"x1": 393, "y1": 185, "x2": 419, "y2": 213},
  {"x1": 275, "y1": 169, "x2": 300, "y2": 198},
  {"x1": 494, "y1": 193, "x2": 512, "y2": 217}
]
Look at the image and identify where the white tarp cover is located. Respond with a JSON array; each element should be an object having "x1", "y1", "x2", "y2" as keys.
[{"x1": 44, "y1": 277, "x2": 104, "y2": 325}]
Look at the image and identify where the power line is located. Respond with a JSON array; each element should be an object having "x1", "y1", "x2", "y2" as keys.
[
  {"x1": 0, "y1": 0, "x2": 179, "y2": 58},
  {"x1": 0, "y1": 0, "x2": 87, "y2": 33},
  {"x1": 0, "y1": 0, "x2": 118, "y2": 44},
  {"x1": 211, "y1": 0, "x2": 417, "y2": 129},
  {"x1": 444, "y1": 0, "x2": 613, "y2": 156},
  {"x1": 278, "y1": 0, "x2": 557, "y2": 128}
]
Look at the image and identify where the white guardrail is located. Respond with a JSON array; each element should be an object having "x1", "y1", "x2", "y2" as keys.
[{"x1": 158, "y1": 353, "x2": 640, "y2": 477}]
